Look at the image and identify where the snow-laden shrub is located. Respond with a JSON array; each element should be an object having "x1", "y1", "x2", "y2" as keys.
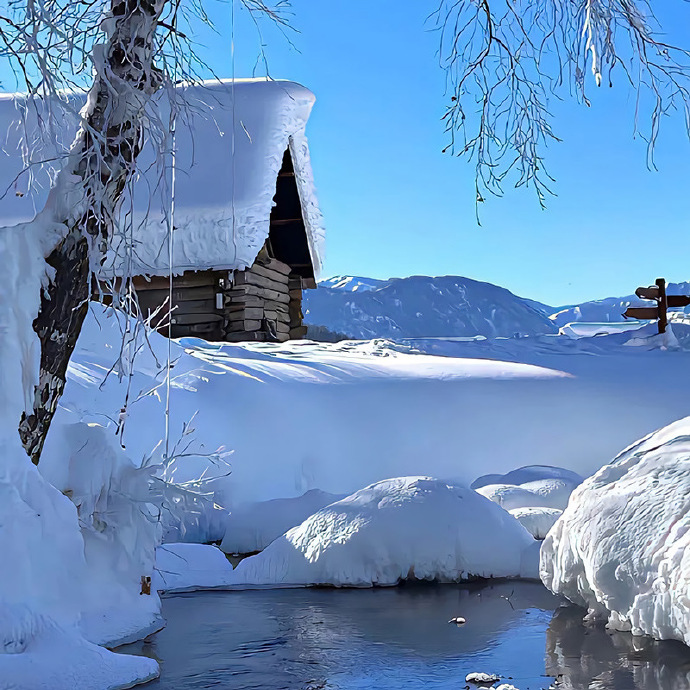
[
  {"x1": 230, "y1": 476, "x2": 539, "y2": 587},
  {"x1": 161, "y1": 483, "x2": 228, "y2": 544},
  {"x1": 541, "y1": 416, "x2": 690, "y2": 645}
]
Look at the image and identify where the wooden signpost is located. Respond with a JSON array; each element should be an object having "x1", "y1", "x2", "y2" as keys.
[{"x1": 623, "y1": 278, "x2": 690, "y2": 333}]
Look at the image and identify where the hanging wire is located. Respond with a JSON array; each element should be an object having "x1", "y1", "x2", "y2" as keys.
[
  {"x1": 165, "y1": 70, "x2": 179, "y2": 463},
  {"x1": 230, "y1": 0, "x2": 237, "y2": 258}
]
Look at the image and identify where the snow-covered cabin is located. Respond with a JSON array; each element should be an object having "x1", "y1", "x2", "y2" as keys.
[{"x1": 0, "y1": 79, "x2": 325, "y2": 341}]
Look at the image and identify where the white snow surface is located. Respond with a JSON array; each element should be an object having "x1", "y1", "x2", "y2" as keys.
[
  {"x1": 52, "y1": 307, "x2": 690, "y2": 517},
  {"x1": 541, "y1": 415, "x2": 690, "y2": 645},
  {"x1": 509, "y1": 507, "x2": 562, "y2": 540},
  {"x1": 471, "y1": 466, "x2": 583, "y2": 490},
  {"x1": 0, "y1": 606, "x2": 158, "y2": 690},
  {"x1": 220, "y1": 489, "x2": 345, "y2": 554},
  {"x1": 228, "y1": 477, "x2": 539, "y2": 587},
  {"x1": 476, "y1": 478, "x2": 578, "y2": 511},
  {"x1": 0, "y1": 226, "x2": 159, "y2": 685},
  {"x1": 0, "y1": 79, "x2": 324, "y2": 278},
  {"x1": 154, "y1": 543, "x2": 235, "y2": 594}
]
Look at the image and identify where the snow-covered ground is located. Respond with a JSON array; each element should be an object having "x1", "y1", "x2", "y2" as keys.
[
  {"x1": 49, "y1": 307, "x2": 690, "y2": 523},
  {"x1": 541, "y1": 415, "x2": 690, "y2": 646}
]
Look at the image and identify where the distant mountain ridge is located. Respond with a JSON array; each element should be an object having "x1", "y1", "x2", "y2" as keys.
[
  {"x1": 303, "y1": 275, "x2": 557, "y2": 340},
  {"x1": 549, "y1": 281, "x2": 690, "y2": 326},
  {"x1": 304, "y1": 274, "x2": 690, "y2": 341}
]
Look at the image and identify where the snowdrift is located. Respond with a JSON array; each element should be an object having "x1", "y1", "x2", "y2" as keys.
[
  {"x1": 221, "y1": 489, "x2": 345, "y2": 554},
  {"x1": 229, "y1": 477, "x2": 539, "y2": 587},
  {"x1": 541, "y1": 416, "x2": 690, "y2": 646},
  {"x1": 53, "y1": 306, "x2": 690, "y2": 516},
  {"x1": 0, "y1": 227, "x2": 160, "y2": 687}
]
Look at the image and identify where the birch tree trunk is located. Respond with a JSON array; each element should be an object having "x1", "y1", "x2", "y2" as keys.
[{"x1": 18, "y1": 0, "x2": 167, "y2": 465}]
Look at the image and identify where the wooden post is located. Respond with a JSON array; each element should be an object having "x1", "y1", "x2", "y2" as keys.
[{"x1": 656, "y1": 277, "x2": 667, "y2": 334}]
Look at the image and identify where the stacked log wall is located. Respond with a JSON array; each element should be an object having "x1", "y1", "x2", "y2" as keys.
[
  {"x1": 223, "y1": 253, "x2": 294, "y2": 342},
  {"x1": 105, "y1": 256, "x2": 310, "y2": 343}
]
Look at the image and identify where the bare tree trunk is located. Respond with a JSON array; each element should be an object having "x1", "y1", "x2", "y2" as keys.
[{"x1": 19, "y1": 0, "x2": 167, "y2": 465}]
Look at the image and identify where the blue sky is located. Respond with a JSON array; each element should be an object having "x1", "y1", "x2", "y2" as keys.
[
  {"x1": 2, "y1": 1, "x2": 689, "y2": 306},
  {"x1": 196, "y1": 0, "x2": 690, "y2": 306}
]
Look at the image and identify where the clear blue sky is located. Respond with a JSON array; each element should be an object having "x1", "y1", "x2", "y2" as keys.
[
  {"x1": 196, "y1": 0, "x2": 690, "y2": 306},
  {"x1": 4, "y1": 1, "x2": 690, "y2": 306}
]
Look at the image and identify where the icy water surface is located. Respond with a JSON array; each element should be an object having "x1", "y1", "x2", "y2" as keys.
[{"x1": 120, "y1": 582, "x2": 690, "y2": 690}]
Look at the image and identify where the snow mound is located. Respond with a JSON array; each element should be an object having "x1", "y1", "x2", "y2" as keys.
[
  {"x1": 229, "y1": 477, "x2": 539, "y2": 587},
  {"x1": 541, "y1": 416, "x2": 690, "y2": 645},
  {"x1": 221, "y1": 489, "x2": 345, "y2": 554},
  {"x1": 0, "y1": 605, "x2": 158, "y2": 690},
  {"x1": 154, "y1": 543, "x2": 235, "y2": 594},
  {"x1": 476, "y1": 478, "x2": 577, "y2": 511},
  {"x1": 509, "y1": 507, "x2": 562, "y2": 539},
  {"x1": 471, "y1": 465, "x2": 583, "y2": 490}
]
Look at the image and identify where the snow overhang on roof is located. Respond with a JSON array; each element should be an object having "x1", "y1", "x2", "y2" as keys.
[{"x1": 0, "y1": 78, "x2": 325, "y2": 279}]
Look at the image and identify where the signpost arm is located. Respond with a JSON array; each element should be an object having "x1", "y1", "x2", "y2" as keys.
[{"x1": 656, "y1": 277, "x2": 667, "y2": 334}]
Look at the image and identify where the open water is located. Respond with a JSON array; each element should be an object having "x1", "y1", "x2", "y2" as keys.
[{"x1": 119, "y1": 582, "x2": 690, "y2": 690}]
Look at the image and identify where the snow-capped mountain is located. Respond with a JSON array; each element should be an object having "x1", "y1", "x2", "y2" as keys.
[
  {"x1": 303, "y1": 275, "x2": 557, "y2": 339},
  {"x1": 549, "y1": 281, "x2": 690, "y2": 327}
]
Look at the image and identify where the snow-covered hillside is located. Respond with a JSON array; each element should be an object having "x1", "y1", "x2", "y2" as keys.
[
  {"x1": 305, "y1": 274, "x2": 690, "y2": 340},
  {"x1": 549, "y1": 281, "x2": 690, "y2": 327},
  {"x1": 303, "y1": 275, "x2": 557, "y2": 339}
]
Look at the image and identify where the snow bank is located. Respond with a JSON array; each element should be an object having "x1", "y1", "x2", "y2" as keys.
[
  {"x1": 509, "y1": 507, "x2": 562, "y2": 539},
  {"x1": 38, "y1": 422, "x2": 163, "y2": 646},
  {"x1": 471, "y1": 465, "x2": 583, "y2": 490},
  {"x1": 56, "y1": 305, "x2": 690, "y2": 516},
  {"x1": 154, "y1": 543, "x2": 235, "y2": 594},
  {"x1": 229, "y1": 477, "x2": 539, "y2": 587},
  {"x1": 220, "y1": 489, "x2": 345, "y2": 554},
  {"x1": 541, "y1": 416, "x2": 690, "y2": 645},
  {"x1": 476, "y1": 478, "x2": 578, "y2": 511},
  {"x1": 0, "y1": 226, "x2": 159, "y2": 685},
  {"x1": 0, "y1": 605, "x2": 158, "y2": 690}
]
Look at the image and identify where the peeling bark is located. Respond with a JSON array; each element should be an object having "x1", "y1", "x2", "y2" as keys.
[{"x1": 19, "y1": 0, "x2": 167, "y2": 465}]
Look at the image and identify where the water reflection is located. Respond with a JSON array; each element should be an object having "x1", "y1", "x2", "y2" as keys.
[
  {"x1": 118, "y1": 583, "x2": 690, "y2": 690},
  {"x1": 545, "y1": 606, "x2": 690, "y2": 690}
]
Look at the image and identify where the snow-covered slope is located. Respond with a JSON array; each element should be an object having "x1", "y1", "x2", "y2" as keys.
[
  {"x1": 541, "y1": 416, "x2": 690, "y2": 646},
  {"x1": 303, "y1": 275, "x2": 557, "y2": 339},
  {"x1": 52, "y1": 307, "x2": 690, "y2": 516},
  {"x1": 550, "y1": 281, "x2": 690, "y2": 327}
]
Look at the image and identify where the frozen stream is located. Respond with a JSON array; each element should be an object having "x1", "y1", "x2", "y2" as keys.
[{"x1": 119, "y1": 582, "x2": 690, "y2": 690}]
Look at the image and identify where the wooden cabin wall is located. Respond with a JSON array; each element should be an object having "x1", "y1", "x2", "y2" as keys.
[
  {"x1": 132, "y1": 270, "x2": 225, "y2": 340},
  {"x1": 223, "y1": 247, "x2": 305, "y2": 343},
  {"x1": 119, "y1": 255, "x2": 308, "y2": 343}
]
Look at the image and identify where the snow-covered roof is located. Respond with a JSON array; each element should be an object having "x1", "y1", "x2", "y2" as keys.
[{"x1": 0, "y1": 79, "x2": 325, "y2": 278}]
